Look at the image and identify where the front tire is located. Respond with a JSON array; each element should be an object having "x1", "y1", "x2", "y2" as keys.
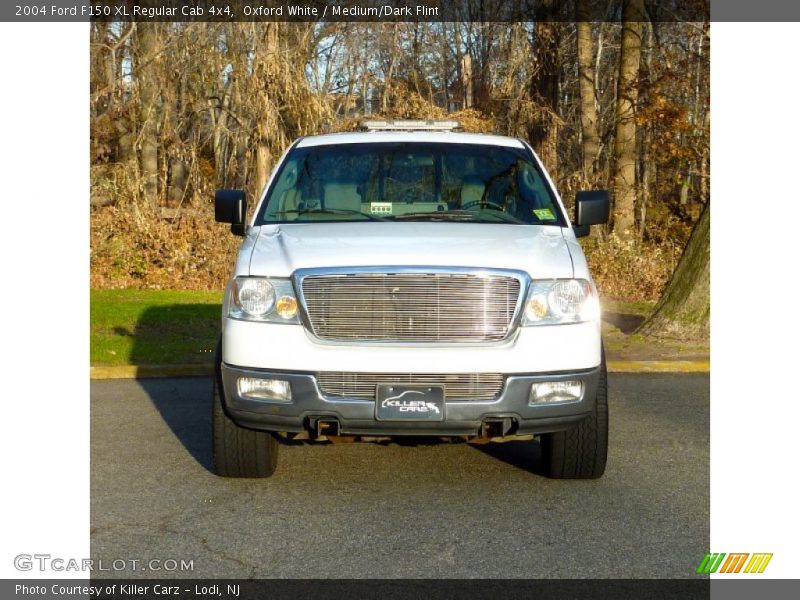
[
  {"x1": 212, "y1": 345, "x2": 279, "y2": 478},
  {"x1": 540, "y1": 355, "x2": 608, "y2": 479}
]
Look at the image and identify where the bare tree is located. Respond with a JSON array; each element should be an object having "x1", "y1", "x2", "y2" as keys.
[
  {"x1": 576, "y1": 2, "x2": 600, "y2": 184},
  {"x1": 611, "y1": 0, "x2": 645, "y2": 237},
  {"x1": 528, "y1": 22, "x2": 560, "y2": 174},
  {"x1": 136, "y1": 22, "x2": 161, "y2": 206}
]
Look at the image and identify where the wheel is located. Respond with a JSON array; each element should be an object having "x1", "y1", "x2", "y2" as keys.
[
  {"x1": 212, "y1": 342, "x2": 279, "y2": 478},
  {"x1": 540, "y1": 353, "x2": 608, "y2": 479}
]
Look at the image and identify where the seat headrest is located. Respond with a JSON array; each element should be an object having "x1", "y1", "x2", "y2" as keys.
[
  {"x1": 460, "y1": 176, "x2": 485, "y2": 205},
  {"x1": 324, "y1": 182, "x2": 361, "y2": 212}
]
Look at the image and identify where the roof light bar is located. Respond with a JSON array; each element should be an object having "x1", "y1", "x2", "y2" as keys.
[{"x1": 359, "y1": 119, "x2": 462, "y2": 132}]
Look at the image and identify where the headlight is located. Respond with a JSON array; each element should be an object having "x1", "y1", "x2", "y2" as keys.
[
  {"x1": 237, "y1": 278, "x2": 275, "y2": 316},
  {"x1": 226, "y1": 277, "x2": 300, "y2": 323},
  {"x1": 521, "y1": 279, "x2": 599, "y2": 326}
]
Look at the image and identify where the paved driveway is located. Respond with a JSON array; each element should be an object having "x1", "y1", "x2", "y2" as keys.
[{"x1": 91, "y1": 374, "x2": 709, "y2": 578}]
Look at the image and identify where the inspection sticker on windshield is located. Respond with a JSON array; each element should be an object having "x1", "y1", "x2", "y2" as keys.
[
  {"x1": 370, "y1": 202, "x2": 393, "y2": 215},
  {"x1": 376, "y1": 385, "x2": 445, "y2": 421},
  {"x1": 533, "y1": 208, "x2": 556, "y2": 220}
]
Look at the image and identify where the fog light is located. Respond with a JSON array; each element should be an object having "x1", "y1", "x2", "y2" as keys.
[
  {"x1": 237, "y1": 377, "x2": 292, "y2": 402},
  {"x1": 529, "y1": 381, "x2": 583, "y2": 404}
]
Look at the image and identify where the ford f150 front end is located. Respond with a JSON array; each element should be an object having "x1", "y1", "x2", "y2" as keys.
[{"x1": 212, "y1": 123, "x2": 610, "y2": 479}]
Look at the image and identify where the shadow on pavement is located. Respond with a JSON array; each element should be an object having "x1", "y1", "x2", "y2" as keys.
[
  {"x1": 471, "y1": 440, "x2": 547, "y2": 476},
  {"x1": 127, "y1": 304, "x2": 218, "y2": 472},
  {"x1": 137, "y1": 377, "x2": 215, "y2": 474}
]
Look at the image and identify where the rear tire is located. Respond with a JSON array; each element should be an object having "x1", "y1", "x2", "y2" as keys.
[
  {"x1": 540, "y1": 354, "x2": 608, "y2": 479},
  {"x1": 212, "y1": 344, "x2": 279, "y2": 478}
]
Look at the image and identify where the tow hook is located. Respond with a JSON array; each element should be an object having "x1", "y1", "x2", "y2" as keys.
[
  {"x1": 480, "y1": 417, "x2": 514, "y2": 438},
  {"x1": 308, "y1": 416, "x2": 340, "y2": 438}
]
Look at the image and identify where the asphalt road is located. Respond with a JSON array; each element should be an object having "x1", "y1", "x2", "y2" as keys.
[{"x1": 91, "y1": 374, "x2": 709, "y2": 579}]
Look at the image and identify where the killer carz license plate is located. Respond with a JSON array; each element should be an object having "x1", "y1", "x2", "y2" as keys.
[{"x1": 376, "y1": 384, "x2": 445, "y2": 421}]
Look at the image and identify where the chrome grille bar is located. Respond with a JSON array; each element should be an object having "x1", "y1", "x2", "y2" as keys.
[
  {"x1": 299, "y1": 271, "x2": 522, "y2": 343},
  {"x1": 317, "y1": 372, "x2": 505, "y2": 402}
]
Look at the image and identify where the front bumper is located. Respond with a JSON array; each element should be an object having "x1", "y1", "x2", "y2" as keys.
[
  {"x1": 222, "y1": 319, "x2": 602, "y2": 374},
  {"x1": 220, "y1": 364, "x2": 600, "y2": 436}
]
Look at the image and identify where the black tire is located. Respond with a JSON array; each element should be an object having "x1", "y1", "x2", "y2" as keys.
[
  {"x1": 540, "y1": 354, "x2": 608, "y2": 479},
  {"x1": 212, "y1": 344, "x2": 279, "y2": 478}
]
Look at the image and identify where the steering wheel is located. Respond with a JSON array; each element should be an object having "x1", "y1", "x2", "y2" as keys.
[{"x1": 461, "y1": 200, "x2": 506, "y2": 212}]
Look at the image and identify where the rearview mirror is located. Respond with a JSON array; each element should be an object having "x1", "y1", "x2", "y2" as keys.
[
  {"x1": 215, "y1": 189, "x2": 247, "y2": 236},
  {"x1": 575, "y1": 190, "x2": 610, "y2": 232}
]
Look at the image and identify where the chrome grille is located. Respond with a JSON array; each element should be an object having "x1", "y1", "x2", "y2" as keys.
[
  {"x1": 317, "y1": 372, "x2": 505, "y2": 402},
  {"x1": 300, "y1": 272, "x2": 522, "y2": 342}
]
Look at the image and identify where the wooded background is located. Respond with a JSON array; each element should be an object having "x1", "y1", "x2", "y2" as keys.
[{"x1": 89, "y1": 9, "x2": 710, "y2": 337}]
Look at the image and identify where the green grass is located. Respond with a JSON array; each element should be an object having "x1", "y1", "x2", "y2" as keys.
[
  {"x1": 91, "y1": 289, "x2": 222, "y2": 366},
  {"x1": 600, "y1": 297, "x2": 657, "y2": 317},
  {"x1": 599, "y1": 297, "x2": 708, "y2": 360}
]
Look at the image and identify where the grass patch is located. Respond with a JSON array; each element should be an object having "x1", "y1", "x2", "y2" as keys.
[
  {"x1": 600, "y1": 296, "x2": 708, "y2": 360},
  {"x1": 91, "y1": 289, "x2": 222, "y2": 366},
  {"x1": 600, "y1": 297, "x2": 656, "y2": 317}
]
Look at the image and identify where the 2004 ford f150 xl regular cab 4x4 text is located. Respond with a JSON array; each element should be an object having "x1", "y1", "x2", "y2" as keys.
[{"x1": 213, "y1": 120, "x2": 611, "y2": 479}]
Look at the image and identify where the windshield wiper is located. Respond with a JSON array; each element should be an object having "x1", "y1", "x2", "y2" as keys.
[
  {"x1": 392, "y1": 211, "x2": 477, "y2": 221},
  {"x1": 276, "y1": 208, "x2": 387, "y2": 221},
  {"x1": 392, "y1": 210, "x2": 527, "y2": 224}
]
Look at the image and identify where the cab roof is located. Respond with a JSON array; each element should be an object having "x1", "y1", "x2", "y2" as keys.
[{"x1": 295, "y1": 131, "x2": 527, "y2": 148}]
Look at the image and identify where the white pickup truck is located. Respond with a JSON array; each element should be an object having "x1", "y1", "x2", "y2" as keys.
[{"x1": 213, "y1": 120, "x2": 610, "y2": 478}]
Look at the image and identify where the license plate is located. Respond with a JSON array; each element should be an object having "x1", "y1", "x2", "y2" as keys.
[{"x1": 376, "y1": 384, "x2": 445, "y2": 421}]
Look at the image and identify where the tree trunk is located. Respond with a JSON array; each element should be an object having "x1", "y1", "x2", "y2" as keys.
[
  {"x1": 638, "y1": 201, "x2": 710, "y2": 340},
  {"x1": 167, "y1": 158, "x2": 188, "y2": 207},
  {"x1": 528, "y1": 22, "x2": 559, "y2": 176},
  {"x1": 137, "y1": 22, "x2": 160, "y2": 207},
  {"x1": 254, "y1": 143, "x2": 271, "y2": 202},
  {"x1": 115, "y1": 117, "x2": 135, "y2": 163},
  {"x1": 165, "y1": 71, "x2": 188, "y2": 207},
  {"x1": 461, "y1": 53, "x2": 473, "y2": 109},
  {"x1": 640, "y1": 121, "x2": 652, "y2": 238},
  {"x1": 381, "y1": 24, "x2": 399, "y2": 114},
  {"x1": 694, "y1": 26, "x2": 709, "y2": 208},
  {"x1": 454, "y1": 24, "x2": 465, "y2": 110},
  {"x1": 680, "y1": 176, "x2": 691, "y2": 206},
  {"x1": 576, "y1": 4, "x2": 600, "y2": 184},
  {"x1": 639, "y1": 21, "x2": 655, "y2": 238},
  {"x1": 440, "y1": 23, "x2": 450, "y2": 111},
  {"x1": 611, "y1": 0, "x2": 645, "y2": 238},
  {"x1": 212, "y1": 79, "x2": 232, "y2": 188},
  {"x1": 700, "y1": 110, "x2": 709, "y2": 204}
]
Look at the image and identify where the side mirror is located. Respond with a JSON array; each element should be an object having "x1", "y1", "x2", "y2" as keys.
[
  {"x1": 215, "y1": 189, "x2": 247, "y2": 236},
  {"x1": 575, "y1": 190, "x2": 610, "y2": 235},
  {"x1": 573, "y1": 224, "x2": 591, "y2": 238}
]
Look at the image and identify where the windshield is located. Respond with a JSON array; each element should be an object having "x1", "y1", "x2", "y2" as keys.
[{"x1": 257, "y1": 142, "x2": 565, "y2": 226}]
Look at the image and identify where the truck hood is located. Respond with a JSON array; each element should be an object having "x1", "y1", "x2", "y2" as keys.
[{"x1": 245, "y1": 222, "x2": 574, "y2": 279}]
